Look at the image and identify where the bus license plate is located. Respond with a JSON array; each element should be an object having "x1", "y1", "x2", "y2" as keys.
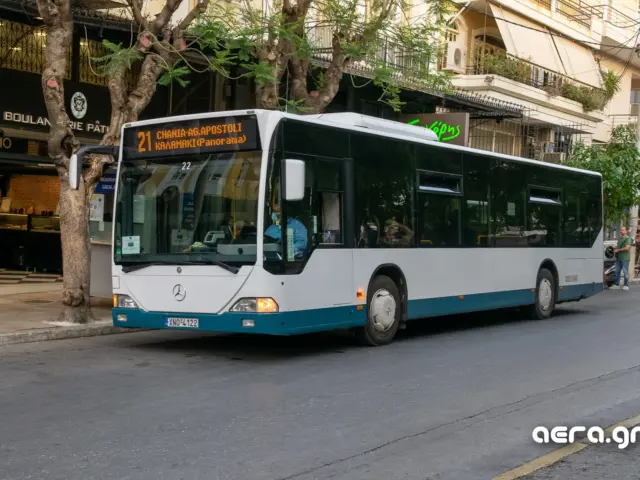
[{"x1": 166, "y1": 317, "x2": 199, "y2": 328}]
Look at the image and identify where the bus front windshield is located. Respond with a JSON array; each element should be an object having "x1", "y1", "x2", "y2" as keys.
[{"x1": 114, "y1": 151, "x2": 263, "y2": 270}]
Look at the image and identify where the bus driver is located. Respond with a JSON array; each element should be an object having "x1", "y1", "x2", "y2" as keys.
[{"x1": 264, "y1": 202, "x2": 308, "y2": 259}]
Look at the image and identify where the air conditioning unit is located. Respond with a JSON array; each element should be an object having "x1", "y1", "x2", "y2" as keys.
[
  {"x1": 441, "y1": 44, "x2": 466, "y2": 74},
  {"x1": 542, "y1": 152, "x2": 565, "y2": 163}
]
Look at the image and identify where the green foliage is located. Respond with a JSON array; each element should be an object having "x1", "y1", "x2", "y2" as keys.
[
  {"x1": 91, "y1": 39, "x2": 143, "y2": 77},
  {"x1": 483, "y1": 53, "x2": 531, "y2": 83},
  {"x1": 157, "y1": 63, "x2": 191, "y2": 88},
  {"x1": 88, "y1": 0, "x2": 452, "y2": 113},
  {"x1": 602, "y1": 68, "x2": 621, "y2": 99},
  {"x1": 561, "y1": 69, "x2": 620, "y2": 112},
  {"x1": 566, "y1": 125, "x2": 640, "y2": 222},
  {"x1": 194, "y1": 0, "x2": 451, "y2": 112}
]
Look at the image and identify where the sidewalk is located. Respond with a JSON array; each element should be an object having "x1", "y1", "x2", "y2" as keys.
[{"x1": 0, "y1": 284, "x2": 143, "y2": 346}]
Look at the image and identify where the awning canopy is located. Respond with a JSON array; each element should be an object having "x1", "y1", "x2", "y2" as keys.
[
  {"x1": 489, "y1": 4, "x2": 565, "y2": 74},
  {"x1": 488, "y1": 3, "x2": 601, "y2": 88},
  {"x1": 552, "y1": 35, "x2": 602, "y2": 88}
]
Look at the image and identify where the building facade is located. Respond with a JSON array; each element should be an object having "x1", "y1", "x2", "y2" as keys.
[{"x1": 442, "y1": 0, "x2": 640, "y2": 158}]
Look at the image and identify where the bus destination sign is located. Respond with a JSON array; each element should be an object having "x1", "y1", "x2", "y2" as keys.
[{"x1": 123, "y1": 115, "x2": 260, "y2": 158}]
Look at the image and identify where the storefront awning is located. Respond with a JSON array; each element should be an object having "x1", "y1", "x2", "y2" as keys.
[
  {"x1": 489, "y1": 4, "x2": 565, "y2": 75},
  {"x1": 551, "y1": 36, "x2": 602, "y2": 88}
]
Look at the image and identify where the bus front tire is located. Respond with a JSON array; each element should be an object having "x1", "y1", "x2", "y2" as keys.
[
  {"x1": 356, "y1": 275, "x2": 401, "y2": 346},
  {"x1": 529, "y1": 268, "x2": 556, "y2": 320}
]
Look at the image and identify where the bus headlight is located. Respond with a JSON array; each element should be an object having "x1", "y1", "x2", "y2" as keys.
[
  {"x1": 230, "y1": 298, "x2": 279, "y2": 313},
  {"x1": 114, "y1": 294, "x2": 139, "y2": 309}
]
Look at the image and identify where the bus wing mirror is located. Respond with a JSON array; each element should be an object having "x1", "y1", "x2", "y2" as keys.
[
  {"x1": 284, "y1": 159, "x2": 305, "y2": 201},
  {"x1": 69, "y1": 145, "x2": 119, "y2": 190}
]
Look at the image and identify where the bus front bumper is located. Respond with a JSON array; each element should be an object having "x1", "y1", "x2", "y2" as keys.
[{"x1": 112, "y1": 306, "x2": 365, "y2": 336}]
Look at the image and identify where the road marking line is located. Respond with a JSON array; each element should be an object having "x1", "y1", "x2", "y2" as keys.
[
  {"x1": 603, "y1": 414, "x2": 640, "y2": 436},
  {"x1": 493, "y1": 413, "x2": 640, "y2": 480},
  {"x1": 493, "y1": 443, "x2": 586, "y2": 480}
]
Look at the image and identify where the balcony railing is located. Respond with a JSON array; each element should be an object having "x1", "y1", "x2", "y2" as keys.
[
  {"x1": 532, "y1": 0, "x2": 552, "y2": 10},
  {"x1": 555, "y1": 0, "x2": 593, "y2": 29},
  {"x1": 472, "y1": 41, "x2": 572, "y2": 91},
  {"x1": 307, "y1": 24, "x2": 436, "y2": 84},
  {"x1": 596, "y1": 4, "x2": 638, "y2": 29},
  {"x1": 471, "y1": 41, "x2": 607, "y2": 111},
  {"x1": 530, "y1": 0, "x2": 637, "y2": 31}
]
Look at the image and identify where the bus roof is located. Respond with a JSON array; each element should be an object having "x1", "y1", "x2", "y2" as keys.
[{"x1": 123, "y1": 109, "x2": 601, "y2": 178}]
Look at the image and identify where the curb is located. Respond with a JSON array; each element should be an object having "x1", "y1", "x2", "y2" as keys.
[{"x1": 0, "y1": 321, "x2": 149, "y2": 347}]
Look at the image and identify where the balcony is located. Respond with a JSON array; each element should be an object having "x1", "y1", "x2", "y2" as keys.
[
  {"x1": 555, "y1": 0, "x2": 593, "y2": 29},
  {"x1": 307, "y1": 24, "x2": 438, "y2": 91},
  {"x1": 595, "y1": 3, "x2": 639, "y2": 52},
  {"x1": 467, "y1": 41, "x2": 608, "y2": 113}
]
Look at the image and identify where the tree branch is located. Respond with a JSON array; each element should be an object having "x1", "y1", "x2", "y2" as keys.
[
  {"x1": 150, "y1": 0, "x2": 182, "y2": 35},
  {"x1": 126, "y1": 0, "x2": 147, "y2": 30},
  {"x1": 125, "y1": 54, "x2": 165, "y2": 123},
  {"x1": 177, "y1": 0, "x2": 210, "y2": 32}
]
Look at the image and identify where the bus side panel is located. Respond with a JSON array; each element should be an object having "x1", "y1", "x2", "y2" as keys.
[{"x1": 352, "y1": 241, "x2": 603, "y2": 321}]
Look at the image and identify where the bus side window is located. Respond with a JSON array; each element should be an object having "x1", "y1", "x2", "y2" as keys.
[
  {"x1": 462, "y1": 154, "x2": 490, "y2": 247},
  {"x1": 318, "y1": 191, "x2": 342, "y2": 244},
  {"x1": 417, "y1": 170, "x2": 462, "y2": 247},
  {"x1": 491, "y1": 161, "x2": 526, "y2": 247}
]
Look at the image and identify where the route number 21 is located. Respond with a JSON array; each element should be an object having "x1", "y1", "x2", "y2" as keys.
[{"x1": 137, "y1": 131, "x2": 152, "y2": 152}]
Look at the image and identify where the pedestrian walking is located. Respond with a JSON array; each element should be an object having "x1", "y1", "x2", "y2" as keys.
[{"x1": 612, "y1": 225, "x2": 632, "y2": 290}]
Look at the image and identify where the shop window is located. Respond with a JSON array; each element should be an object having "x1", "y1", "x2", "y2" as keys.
[{"x1": 0, "y1": 20, "x2": 71, "y2": 78}]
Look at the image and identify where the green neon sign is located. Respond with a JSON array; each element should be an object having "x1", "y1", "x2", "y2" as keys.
[{"x1": 408, "y1": 118, "x2": 462, "y2": 143}]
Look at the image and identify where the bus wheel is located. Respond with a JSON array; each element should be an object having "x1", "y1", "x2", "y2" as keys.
[
  {"x1": 356, "y1": 275, "x2": 401, "y2": 346},
  {"x1": 529, "y1": 268, "x2": 556, "y2": 320}
]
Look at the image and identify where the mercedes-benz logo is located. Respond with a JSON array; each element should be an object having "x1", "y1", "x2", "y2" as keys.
[{"x1": 173, "y1": 284, "x2": 186, "y2": 301}]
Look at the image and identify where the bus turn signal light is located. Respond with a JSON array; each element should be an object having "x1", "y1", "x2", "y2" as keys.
[
  {"x1": 357, "y1": 288, "x2": 365, "y2": 300},
  {"x1": 257, "y1": 298, "x2": 278, "y2": 313},
  {"x1": 231, "y1": 297, "x2": 279, "y2": 313}
]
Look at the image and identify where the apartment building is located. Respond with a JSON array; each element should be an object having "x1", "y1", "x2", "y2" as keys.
[{"x1": 442, "y1": 0, "x2": 640, "y2": 160}]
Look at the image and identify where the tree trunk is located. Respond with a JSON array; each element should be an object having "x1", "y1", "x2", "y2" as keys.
[
  {"x1": 37, "y1": 0, "x2": 95, "y2": 324},
  {"x1": 289, "y1": 34, "x2": 347, "y2": 115},
  {"x1": 255, "y1": 82, "x2": 281, "y2": 110},
  {"x1": 56, "y1": 173, "x2": 94, "y2": 324}
]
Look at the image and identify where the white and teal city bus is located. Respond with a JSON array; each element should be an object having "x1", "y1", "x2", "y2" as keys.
[{"x1": 85, "y1": 109, "x2": 603, "y2": 345}]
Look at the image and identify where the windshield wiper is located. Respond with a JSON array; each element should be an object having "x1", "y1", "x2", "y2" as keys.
[{"x1": 121, "y1": 260, "x2": 238, "y2": 274}]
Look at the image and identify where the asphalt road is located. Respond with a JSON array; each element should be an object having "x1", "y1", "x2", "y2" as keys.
[{"x1": 2, "y1": 289, "x2": 640, "y2": 480}]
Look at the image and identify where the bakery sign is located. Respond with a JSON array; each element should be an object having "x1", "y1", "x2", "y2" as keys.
[
  {"x1": 0, "y1": 70, "x2": 111, "y2": 138},
  {"x1": 3, "y1": 91, "x2": 109, "y2": 135}
]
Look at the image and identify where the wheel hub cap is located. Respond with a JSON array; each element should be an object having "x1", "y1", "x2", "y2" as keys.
[
  {"x1": 539, "y1": 279, "x2": 553, "y2": 311},
  {"x1": 370, "y1": 288, "x2": 396, "y2": 332}
]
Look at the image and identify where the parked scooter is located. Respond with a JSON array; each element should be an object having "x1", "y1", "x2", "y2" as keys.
[
  {"x1": 605, "y1": 263, "x2": 616, "y2": 288},
  {"x1": 604, "y1": 245, "x2": 616, "y2": 288}
]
